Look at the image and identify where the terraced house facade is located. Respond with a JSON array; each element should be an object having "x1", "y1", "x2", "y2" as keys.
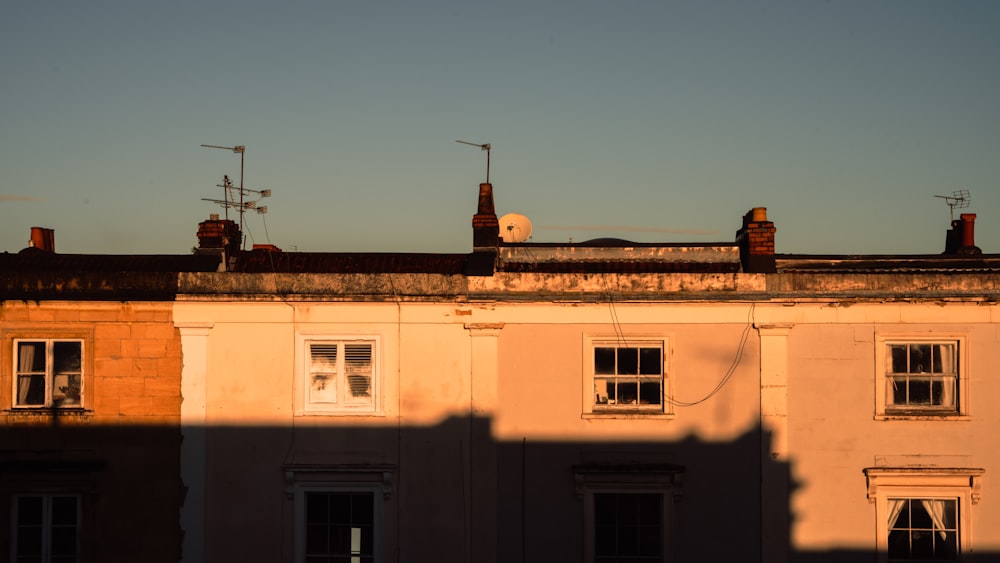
[{"x1": 3, "y1": 184, "x2": 999, "y2": 562}]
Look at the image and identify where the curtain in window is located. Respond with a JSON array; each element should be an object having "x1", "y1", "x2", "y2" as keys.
[
  {"x1": 937, "y1": 344, "x2": 955, "y2": 408},
  {"x1": 887, "y1": 499, "x2": 905, "y2": 530},
  {"x1": 17, "y1": 342, "x2": 41, "y2": 405},
  {"x1": 921, "y1": 500, "x2": 950, "y2": 541}
]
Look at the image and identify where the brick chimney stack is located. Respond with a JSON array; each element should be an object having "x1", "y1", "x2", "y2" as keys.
[
  {"x1": 472, "y1": 183, "x2": 500, "y2": 250},
  {"x1": 28, "y1": 227, "x2": 55, "y2": 252},
  {"x1": 736, "y1": 207, "x2": 777, "y2": 273},
  {"x1": 945, "y1": 213, "x2": 982, "y2": 255},
  {"x1": 196, "y1": 214, "x2": 242, "y2": 266},
  {"x1": 467, "y1": 182, "x2": 500, "y2": 276}
]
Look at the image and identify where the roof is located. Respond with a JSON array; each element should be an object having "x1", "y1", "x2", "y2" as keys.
[
  {"x1": 776, "y1": 254, "x2": 1000, "y2": 274},
  {"x1": 0, "y1": 248, "x2": 222, "y2": 300},
  {"x1": 231, "y1": 251, "x2": 470, "y2": 274},
  {"x1": 0, "y1": 248, "x2": 222, "y2": 273}
]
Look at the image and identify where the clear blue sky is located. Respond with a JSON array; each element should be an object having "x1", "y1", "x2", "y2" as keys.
[{"x1": 2, "y1": 1, "x2": 998, "y2": 255}]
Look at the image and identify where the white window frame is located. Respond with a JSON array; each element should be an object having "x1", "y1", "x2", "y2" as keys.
[
  {"x1": 864, "y1": 468, "x2": 983, "y2": 563},
  {"x1": 575, "y1": 466, "x2": 681, "y2": 563},
  {"x1": 295, "y1": 334, "x2": 381, "y2": 415},
  {"x1": 874, "y1": 333, "x2": 969, "y2": 419},
  {"x1": 11, "y1": 339, "x2": 85, "y2": 410},
  {"x1": 583, "y1": 334, "x2": 671, "y2": 417},
  {"x1": 292, "y1": 483, "x2": 384, "y2": 563},
  {"x1": 11, "y1": 493, "x2": 81, "y2": 563}
]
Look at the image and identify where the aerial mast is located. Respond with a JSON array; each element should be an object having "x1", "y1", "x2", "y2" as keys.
[
  {"x1": 456, "y1": 140, "x2": 492, "y2": 184},
  {"x1": 200, "y1": 144, "x2": 271, "y2": 249}
]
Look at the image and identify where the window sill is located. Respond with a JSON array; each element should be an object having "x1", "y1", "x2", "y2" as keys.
[
  {"x1": 875, "y1": 413, "x2": 970, "y2": 421},
  {"x1": 3, "y1": 409, "x2": 94, "y2": 424},
  {"x1": 583, "y1": 411, "x2": 675, "y2": 420},
  {"x1": 294, "y1": 409, "x2": 384, "y2": 418}
]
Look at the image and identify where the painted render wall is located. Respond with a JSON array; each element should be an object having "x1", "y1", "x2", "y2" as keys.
[
  {"x1": 781, "y1": 302, "x2": 1000, "y2": 557},
  {"x1": 174, "y1": 301, "x2": 485, "y2": 563},
  {"x1": 492, "y1": 303, "x2": 765, "y2": 563},
  {"x1": 174, "y1": 293, "x2": 1000, "y2": 562},
  {"x1": 175, "y1": 299, "x2": 774, "y2": 562}
]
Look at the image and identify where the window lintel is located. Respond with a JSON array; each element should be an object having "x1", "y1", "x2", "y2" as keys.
[
  {"x1": 863, "y1": 467, "x2": 984, "y2": 504},
  {"x1": 283, "y1": 464, "x2": 394, "y2": 499},
  {"x1": 573, "y1": 464, "x2": 684, "y2": 499}
]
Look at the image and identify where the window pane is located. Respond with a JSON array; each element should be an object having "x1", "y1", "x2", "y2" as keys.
[
  {"x1": 51, "y1": 496, "x2": 78, "y2": 525},
  {"x1": 911, "y1": 529, "x2": 934, "y2": 559},
  {"x1": 307, "y1": 493, "x2": 329, "y2": 523},
  {"x1": 617, "y1": 349, "x2": 638, "y2": 375},
  {"x1": 16, "y1": 375, "x2": 46, "y2": 406},
  {"x1": 594, "y1": 524, "x2": 616, "y2": 556},
  {"x1": 639, "y1": 381, "x2": 662, "y2": 406},
  {"x1": 889, "y1": 377, "x2": 905, "y2": 407},
  {"x1": 306, "y1": 524, "x2": 330, "y2": 553},
  {"x1": 889, "y1": 344, "x2": 908, "y2": 374},
  {"x1": 15, "y1": 527, "x2": 43, "y2": 558},
  {"x1": 17, "y1": 342, "x2": 46, "y2": 372},
  {"x1": 15, "y1": 497, "x2": 44, "y2": 561},
  {"x1": 310, "y1": 373, "x2": 337, "y2": 404},
  {"x1": 616, "y1": 382, "x2": 638, "y2": 405},
  {"x1": 595, "y1": 378, "x2": 614, "y2": 405},
  {"x1": 344, "y1": 345, "x2": 372, "y2": 402},
  {"x1": 595, "y1": 348, "x2": 616, "y2": 375},
  {"x1": 17, "y1": 496, "x2": 43, "y2": 525},
  {"x1": 594, "y1": 493, "x2": 662, "y2": 560},
  {"x1": 310, "y1": 344, "x2": 339, "y2": 404},
  {"x1": 50, "y1": 526, "x2": 77, "y2": 557},
  {"x1": 934, "y1": 344, "x2": 956, "y2": 374},
  {"x1": 935, "y1": 531, "x2": 958, "y2": 560},
  {"x1": 53, "y1": 373, "x2": 82, "y2": 407},
  {"x1": 909, "y1": 380, "x2": 932, "y2": 405},
  {"x1": 638, "y1": 348, "x2": 661, "y2": 375},
  {"x1": 53, "y1": 341, "x2": 81, "y2": 374},
  {"x1": 909, "y1": 344, "x2": 932, "y2": 373}
]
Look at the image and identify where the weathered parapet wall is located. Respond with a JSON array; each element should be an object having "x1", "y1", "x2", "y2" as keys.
[
  {"x1": 767, "y1": 272, "x2": 1000, "y2": 300},
  {"x1": 177, "y1": 272, "x2": 469, "y2": 300},
  {"x1": 469, "y1": 271, "x2": 763, "y2": 300},
  {"x1": 177, "y1": 271, "x2": 766, "y2": 301},
  {"x1": 499, "y1": 244, "x2": 740, "y2": 265},
  {"x1": 177, "y1": 270, "x2": 1000, "y2": 302},
  {"x1": 0, "y1": 271, "x2": 183, "y2": 300}
]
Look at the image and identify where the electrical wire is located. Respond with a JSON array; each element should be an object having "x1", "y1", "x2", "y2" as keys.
[
  {"x1": 666, "y1": 302, "x2": 756, "y2": 407},
  {"x1": 601, "y1": 274, "x2": 629, "y2": 349}
]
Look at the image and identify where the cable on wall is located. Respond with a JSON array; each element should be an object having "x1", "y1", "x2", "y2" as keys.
[
  {"x1": 666, "y1": 302, "x2": 756, "y2": 407},
  {"x1": 601, "y1": 274, "x2": 629, "y2": 349}
]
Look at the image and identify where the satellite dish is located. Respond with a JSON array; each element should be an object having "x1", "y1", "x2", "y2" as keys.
[{"x1": 499, "y1": 213, "x2": 533, "y2": 243}]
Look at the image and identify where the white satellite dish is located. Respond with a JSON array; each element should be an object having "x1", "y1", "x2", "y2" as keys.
[{"x1": 499, "y1": 213, "x2": 533, "y2": 243}]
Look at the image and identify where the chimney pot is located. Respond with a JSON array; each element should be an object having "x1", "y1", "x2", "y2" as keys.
[
  {"x1": 960, "y1": 213, "x2": 976, "y2": 247},
  {"x1": 958, "y1": 213, "x2": 982, "y2": 255},
  {"x1": 29, "y1": 227, "x2": 55, "y2": 252}
]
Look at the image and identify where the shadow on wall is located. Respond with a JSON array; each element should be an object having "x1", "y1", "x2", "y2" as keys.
[{"x1": 2, "y1": 417, "x2": 999, "y2": 562}]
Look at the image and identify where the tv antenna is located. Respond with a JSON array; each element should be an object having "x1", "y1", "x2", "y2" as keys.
[
  {"x1": 200, "y1": 144, "x2": 271, "y2": 249},
  {"x1": 934, "y1": 189, "x2": 970, "y2": 221},
  {"x1": 456, "y1": 140, "x2": 492, "y2": 183}
]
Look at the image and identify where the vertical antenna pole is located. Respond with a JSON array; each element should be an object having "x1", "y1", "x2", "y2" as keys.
[
  {"x1": 456, "y1": 140, "x2": 492, "y2": 184},
  {"x1": 239, "y1": 149, "x2": 246, "y2": 249}
]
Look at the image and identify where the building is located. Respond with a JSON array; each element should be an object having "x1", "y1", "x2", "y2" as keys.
[
  {"x1": 0, "y1": 228, "x2": 220, "y2": 562},
  {"x1": 3, "y1": 184, "x2": 1000, "y2": 562}
]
